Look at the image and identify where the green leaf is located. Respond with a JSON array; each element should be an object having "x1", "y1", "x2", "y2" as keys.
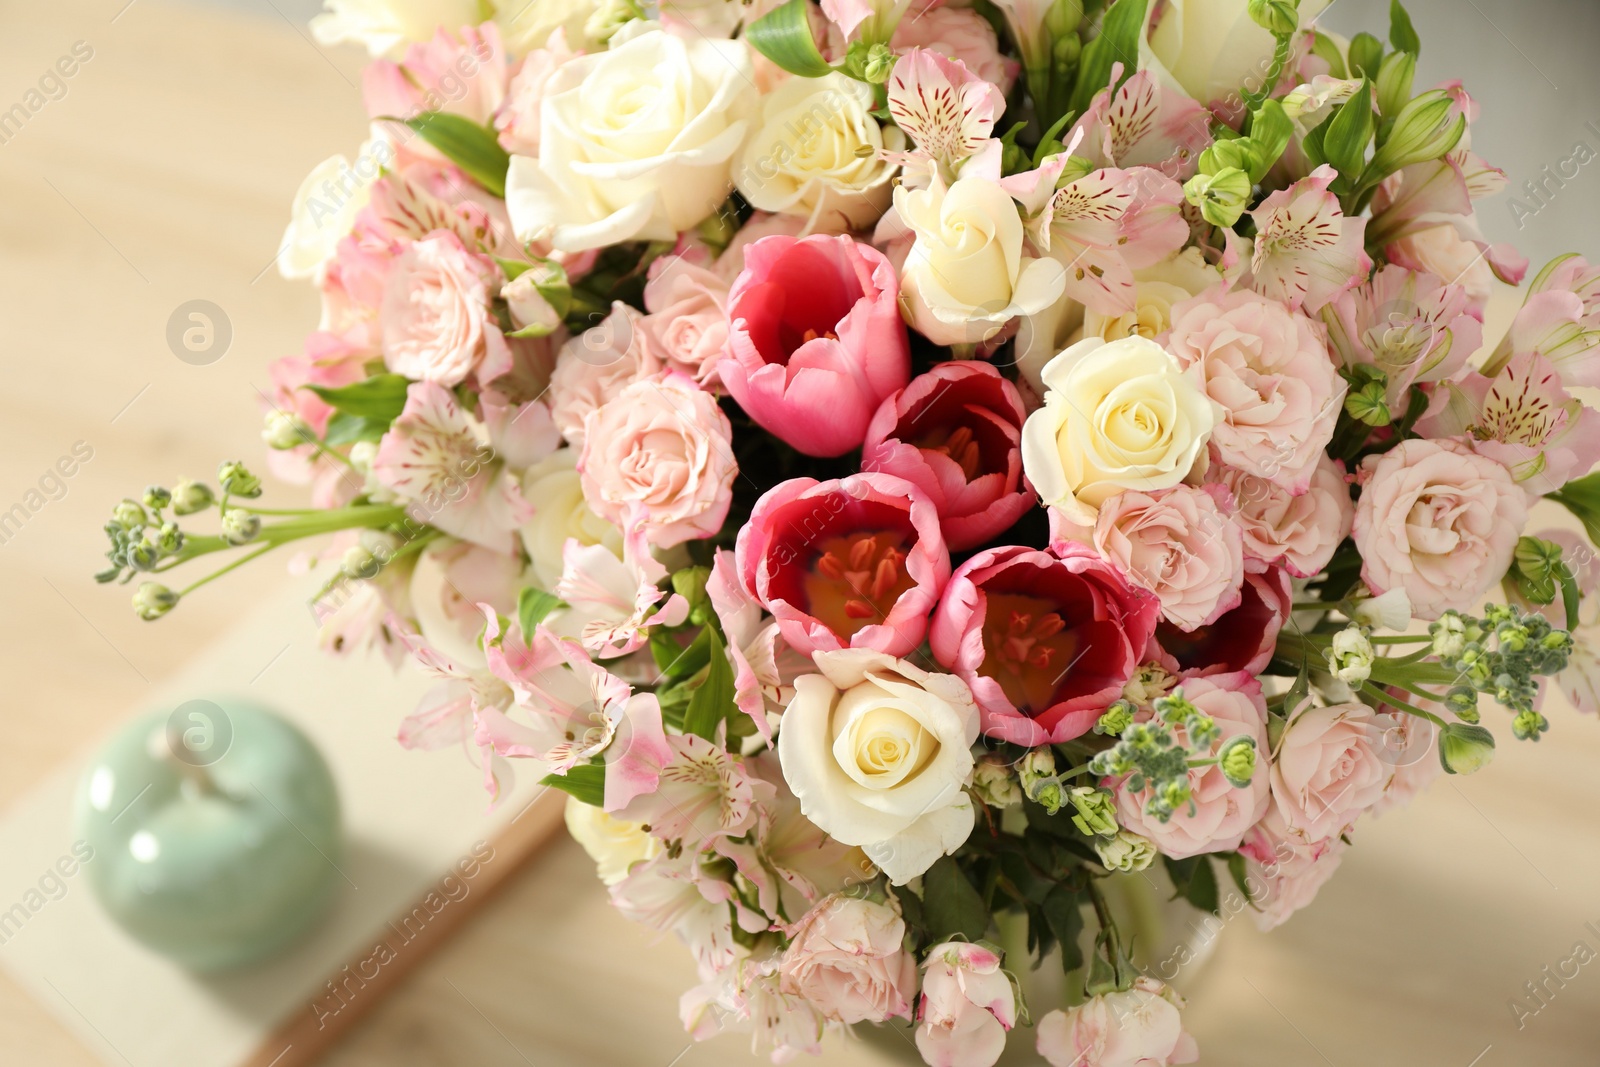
[
  {"x1": 653, "y1": 625, "x2": 714, "y2": 682},
  {"x1": 682, "y1": 626, "x2": 736, "y2": 741},
  {"x1": 401, "y1": 112, "x2": 511, "y2": 198},
  {"x1": 496, "y1": 257, "x2": 534, "y2": 282},
  {"x1": 1225, "y1": 851, "x2": 1254, "y2": 905},
  {"x1": 1348, "y1": 31, "x2": 1384, "y2": 79},
  {"x1": 1246, "y1": 100, "x2": 1293, "y2": 183},
  {"x1": 1550, "y1": 472, "x2": 1600, "y2": 551},
  {"x1": 1323, "y1": 80, "x2": 1375, "y2": 183},
  {"x1": 1310, "y1": 31, "x2": 1349, "y2": 79},
  {"x1": 1040, "y1": 883, "x2": 1086, "y2": 973},
  {"x1": 745, "y1": 0, "x2": 835, "y2": 78},
  {"x1": 517, "y1": 588, "x2": 566, "y2": 635},
  {"x1": 306, "y1": 373, "x2": 412, "y2": 422},
  {"x1": 322, "y1": 411, "x2": 389, "y2": 446},
  {"x1": 1163, "y1": 855, "x2": 1221, "y2": 915},
  {"x1": 890, "y1": 881, "x2": 927, "y2": 936},
  {"x1": 1070, "y1": 0, "x2": 1149, "y2": 117},
  {"x1": 1389, "y1": 0, "x2": 1421, "y2": 56},
  {"x1": 923, "y1": 856, "x2": 991, "y2": 943},
  {"x1": 541, "y1": 762, "x2": 605, "y2": 807}
]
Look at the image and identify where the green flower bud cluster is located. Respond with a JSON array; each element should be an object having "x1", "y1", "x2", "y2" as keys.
[
  {"x1": 1094, "y1": 699, "x2": 1136, "y2": 737},
  {"x1": 1066, "y1": 786, "x2": 1119, "y2": 838},
  {"x1": 1019, "y1": 748, "x2": 1066, "y2": 814},
  {"x1": 96, "y1": 485, "x2": 198, "y2": 585},
  {"x1": 1429, "y1": 605, "x2": 1574, "y2": 729}
]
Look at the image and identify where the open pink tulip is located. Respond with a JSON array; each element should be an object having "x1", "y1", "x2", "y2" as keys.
[
  {"x1": 735, "y1": 473, "x2": 949, "y2": 658},
  {"x1": 723, "y1": 234, "x2": 910, "y2": 457},
  {"x1": 930, "y1": 544, "x2": 1159, "y2": 745},
  {"x1": 862, "y1": 362, "x2": 1035, "y2": 551}
]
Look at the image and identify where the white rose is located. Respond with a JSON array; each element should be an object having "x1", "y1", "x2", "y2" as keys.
[
  {"x1": 564, "y1": 796, "x2": 662, "y2": 886},
  {"x1": 505, "y1": 23, "x2": 754, "y2": 253},
  {"x1": 778, "y1": 649, "x2": 979, "y2": 885},
  {"x1": 493, "y1": 0, "x2": 609, "y2": 53},
  {"x1": 310, "y1": 0, "x2": 482, "y2": 58},
  {"x1": 894, "y1": 176, "x2": 1066, "y2": 346},
  {"x1": 733, "y1": 73, "x2": 903, "y2": 234},
  {"x1": 518, "y1": 449, "x2": 622, "y2": 589},
  {"x1": 1021, "y1": 334, "x2": 1217, "y2": 524},
  {"x1": 278, "y1": 141, "x2": 391, "y2": 280},
  {"x1": 1144, "y1": 0, "x2": 1333, "y2": 108}
]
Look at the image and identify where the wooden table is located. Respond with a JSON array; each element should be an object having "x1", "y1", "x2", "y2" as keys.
[{"x1": 2, "y1": 2, "x2": 1597, "y2": 1064}]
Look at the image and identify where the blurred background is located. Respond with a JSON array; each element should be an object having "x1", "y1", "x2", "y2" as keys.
[{"x1": 2, "y1": 1, "x2": 1599, "y2": 1065}]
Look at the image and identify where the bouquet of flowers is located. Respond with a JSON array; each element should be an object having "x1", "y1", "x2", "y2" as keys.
[{"x1": 94, "y1": 0, "x2": 1600, "y2": 1062}]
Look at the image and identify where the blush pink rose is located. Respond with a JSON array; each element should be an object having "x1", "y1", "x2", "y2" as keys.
[
  {"x1": 1093, "y1": 485, "x2": 1244, "y2": 632},
  {"x1": 1036, "y1": 977, "x2": 1199, "y2": 1067},
  {"x1": 1150, "y1": 562, "x2": 1290, "y2": 677},
  {"x1": 1270, "y1": 700, "x2": 1390, "y2": 841},
  {"x1": 862, "y1": 362, "x2": 1035, "y2": 551},
  {"x1": 548, "y1": 303, "x2": 663, "y2": 445},
  {"x1": 891, "y1": 6, "x2": 1018, "y2": 94},
  {"x1": 363, "y1": 24, "x2": 508, "y2": 126},
  {"x1": 1236, "y1": 809, "x2": 1347, "y2": 931},
  {"x1": 778, "y1": 895, "x2": 916, "y2": 1024},
  {"x1": 577, "y1": 374, "x2": 736, "y2": 548},
  {"x1": 380, "y1": 231, "x2": 512, "y2": 388},
  {"x1": 930, "y1": 544, "x2": 1159, "y2": 746},
  {"x1": 723, "y1": 234, "x2": 911, "y2": 457},
  {"x1": 1110, "y1": 672, "x2": 1271, "y2": 859},
  {"x1": 1166, "y1": 287, "x2": 1344, "y2": 493},
  {"x1": 1352, "y1": 438, "x2": 1527, "y2": 620},
  {"x1": 915, "y1": 941, "x2": 1018, "y2": 1067},
  {"x1": 493, "y1": 30, "x2": 577, "y2": 157},
  {"x1": 736, "y1": 473, "x2": 950, "y2": 658},
  {"x1": 640, "y1": 253, "x2": 732, "y2": 386},
  {"x1": 1220, "y1": 456, "x2": 1353, "y2": 578}
]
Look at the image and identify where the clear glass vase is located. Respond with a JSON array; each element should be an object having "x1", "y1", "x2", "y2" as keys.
[{"x1": 856, "y1": 866, "x2": 1221, "y2": 1064}]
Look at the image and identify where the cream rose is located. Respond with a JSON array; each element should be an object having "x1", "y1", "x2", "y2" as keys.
[
  {"x1": 734, "y1": 73, "x2": 902, "y2": 234},
  {"x1": 1021, "y1": 334, "x2": 1218, "y2": 524},
  {"x1": 310, "y1": 0, "x2": 481, "y2": 58},
  {"x1": 505, "y1": 23, "x2": 754, "y2": 253},
  {"x1": 278, "y1": 143, "x2": 391, "y2": 280},
  {"x1": 894, "y1": 176, "x2": 1067, "y2": 346},
  {"x1": 493, "y1": 0, "x2": 605, "y2": 54},
  {"x1": 778, "y1": 649, "x2": 979, "y2": 885},
  {"x1": 564, "y1": 795, "x2": 661, "y2": 886},
  {"x1": 519, "y1": 448, "x2": 622, "y2": 589},
  {"x1": 1145, "y1": 0, "x2": 1333, "y2": 108}
]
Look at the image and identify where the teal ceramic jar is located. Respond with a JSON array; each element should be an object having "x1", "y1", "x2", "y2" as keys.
[{"x1": 73, "y1": 699, "x2": 342, "y2": 971}]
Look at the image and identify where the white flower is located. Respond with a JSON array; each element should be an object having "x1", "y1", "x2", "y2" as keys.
[
  {"x1": 310, "y1": 0, "x2": 482, "y2": 58},
  {"x1": 1353, "y1": 588, "x2": 1412, "y2": 633},
  {"x1": 733, "y1": 73, "x2": 902, "y2": 234},
  {"x1": 777, "y1": 649, "x2": 979, "y2": 885},
  {"x1": 518, "y1": 448, "x2": 621, "y2": 590},
  {"x1": 1020, "y1": 334, "x2": 1217, "y2": 525},
  {"x1": 564, "y1": 796, "x2": 661, "y2": 886},
  {"x1": 493, "y1": 0, "x2": 606, "y2": 54},
  {"x1": 1094, "y1": 830, "x2": 1158, "y2": 873},
  {"x1": 1144, "y1": 0, "x2": 1334, "y2": 108},
  {"x1": 893, "y1": 176, "x2": 1066, "y2": 346},
  {"x1": 1327, "y1": 625, "x2": 1375, "y2": 686},
  {"x1": 277, "y1": 143, "x2": 390, "y2": 280},
  {"x1": 505, "y1": 23, "x2": 754, "y2": 253}
]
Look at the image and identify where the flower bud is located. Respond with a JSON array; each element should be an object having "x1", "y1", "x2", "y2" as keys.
[
  {"x1": 1067, "y1": 786, "x2": 1119, "y2": 838},
  {"x1": 1020, "y1": 748, "x2": 1063, "y2": 812},
  {"x1": 1347, "y1": 32, "x2": 1383, "y2": 79},
  {"x1": 217, "y1": 460, "x2": 263, "y2": 498},
  {"x1": 341, "y1": 544, "x2": 378, "y2": 580},
  {"x1": 263, "y1": 410, "x2": 312, "y2": 451},
  {"x1": 170, "y1": 479, "x2": 214, "y2": 515},
  {"x1": 1095, "y1": 700, "x2": 1137, "y2": 737},
  {"x1": 1248, "y1": 0, "x2": 1300, "y2": 36},
  {"x1": 149, "y1": 521, "x2": 184, "y2": 555},
  {"x1": 1094, "y1": 831, "x2": 1157, "y2": 873},
  {"x1": 1353, "y1": 589, "x2": 1411, "y2": 632},
  {"x1": 1153, "y1": 690, "x2": 1200, "y2": 726},
  {"x1": 1045, "y1": 0, "x2": 1084, "y2": 36},
  {"x1": 1510, "y1": 537, "x2": 1566, "y2": 606},
  {"x1": 142, "y1": 486, "x2": 172, "y2": 510},
  {"x1": 1218, "y1": 735, "x2": 1258, "y2": 788},
  {"x1": 1430, "y1": 612, "x2": 1469, "y2": 660},
  {"x1": 112, "y1": 499, "x2": 148, "y2": 530},
  {"x1": 1184, "y1": 167, "x2": 1252, "y2": 228},
  {"x1": 1438, "y1": 722, "x2": 1496, "y2": 775},
  {"x1": 972, "y1": 755, "x2": 1023, "y2": 809},
  {"x1": 1327, "y1": 625, "x2": 1375, "y2": 686},
  {"x1": 1375, "y1": 50, "x2": 1417, "y2": 117},
  {"x1": 1444, "y1": 685, "x2": 1481, "y2": 723},
  {"x1": 132, "y1": 582, "x2": 179, "y2": 621},
  {"x1": 1511, "y1": 709, "x2": 1550, "y2": 742},
  {"x1": 1368, "y1": 90, "x2": 1466, "y2": 177},
  {"x1": 860, "y1": 42, "x2": 895, "y2": 84},
  {"x1": 220, "y1": 509, "x2": 262, "y2": 545}
]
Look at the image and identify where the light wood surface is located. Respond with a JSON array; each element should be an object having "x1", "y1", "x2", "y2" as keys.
[{"x1": 2, "y1": 2, "x2": 1598, "y2": 1065}]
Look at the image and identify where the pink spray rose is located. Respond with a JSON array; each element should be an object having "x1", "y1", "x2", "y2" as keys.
[
  {"x1": 862, "y1": 362, "x2": 1035, "y2": 551},
  {"x1": 380, "y1": 231, "x2": 512, "y2": 388},
  {"x1": 548, "y1": 303, "x2": 663, "y2": 445},
  {"x1": 930, "y1": 544, "x2": 1159, "y2": 746},
  {"x1": 778, "y1": 895, "x2": 916, "y2": 1024},
  {"x1": 891, "y1": 5, "x2": 1017, "y2": 94},
  {"x1": 577, "y1": 375, "x2": 736, "y2": 549},
  {"x1": 1036, "y1": 977, "x2": 1199, "y2": 1067},
  {"x1": 1220, "y1": 456, "x2": 1353, "y2": 578},
  {"x1": 1270, "y1": 700, "x2": 1391, "y2": 841},
  {"x1": 736, "y1": 473, "x2": 950, "y2": 658},
  {"x1": 1151, "y1": 563, "x2": 1291, "y2": 677},
  {"x1": 915, "y1": 942, "x2": 1019, "y2": 1067},
  {"x1": 1352, "y1": 438, "x2": 1527, "y2": 620},
  {"x1": 1165, "y1": 287, "x2": 1344, "y2": 492},
  {"x1": 1236, "y1": 809, "x2": 1347, "y2": 931},
  {"x1": 1110, "y1": 672, "x2": 1271, "y2": 859},
  {"x1": 1093, "y1": 484, "x2": 1245, "y2": 632},
  {"x1": 722, "y1": 234, "x2": 911, "y2": 457}
]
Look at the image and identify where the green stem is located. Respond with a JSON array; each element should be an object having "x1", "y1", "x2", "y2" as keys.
[
  {"x1": 178, "y1": 542, "x2": 280, "y2": 597},
  {"x1": 1361, "y1": 683, "x2": 1447, "y2": 727},
  {"x1": 1243, "y1": 33, "x2": 1294, "y2": 111}
]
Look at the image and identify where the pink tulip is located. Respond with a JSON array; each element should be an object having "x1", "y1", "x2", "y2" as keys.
[
  {"x1": 735, "y1": 473, "x2": 949, "y2": 658},
  {"x1": 1150, "y1": 563, "x2": 1291, "y2": 678},
  {"x1": 862, "y1": 362, "x2": 1035, "y2": 552},
  {"x1": 929, "y1": 544, "x2": 1159, "y2": 745},
  {"x1": 722, "y1": 234, "x2": 910, "y2": 457}
]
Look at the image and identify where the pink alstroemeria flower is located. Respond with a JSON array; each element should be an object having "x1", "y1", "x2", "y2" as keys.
[
  {"x1": 1322, "y1": 264, "x2": 1484, "y2": 409},
  {"x1": 885, "y1": 48, "x2": 1006, "y2": 179},
  {"x1": 735, "y1": 473, "x2": 950, "y2": 658},
  {"x1": 1069, "y1": 66, "x2": 1213, "y2": 180},
  {"x1": 929, "y1": 544, "x2": 1159, "y2": 746},
  {"x1": 362, "y1": 23, "x2": 508, "y2": 127},
  {"x1": 1244, "y1": 165, "x2": 1372, "y2": 313},
  {"x1": 722, "y1": 234, "x2": 910, "y2": 458},
  {"x1": 706, "y1": 550, "x2": 808, "y2": 741},
  {"x1": 551, "y1": 518, "x2": 690, "y2": 659}
]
